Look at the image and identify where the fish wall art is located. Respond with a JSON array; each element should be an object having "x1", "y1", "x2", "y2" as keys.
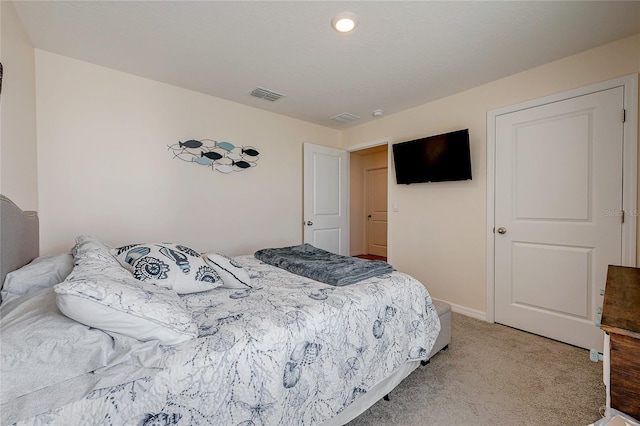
[{"x1": 168, "y1": 139, "x2": 260, "y2": 174}]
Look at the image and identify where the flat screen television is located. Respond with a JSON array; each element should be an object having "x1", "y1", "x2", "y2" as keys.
[{"x1": 392, "y1": 129, "x2": 472, "y2": 184}]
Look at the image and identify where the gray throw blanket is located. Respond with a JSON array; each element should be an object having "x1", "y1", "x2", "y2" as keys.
[{"x1": 254, "y1": 244, "x2": 393, "y2": 286}]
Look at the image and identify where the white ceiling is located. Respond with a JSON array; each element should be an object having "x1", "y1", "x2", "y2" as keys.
[{"x1": 11, "y1": 1, "x2": 640, "y2": 129}]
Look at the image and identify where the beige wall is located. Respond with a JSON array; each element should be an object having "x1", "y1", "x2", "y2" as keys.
[
  {"x1": 0, "y1": 0, "x2": 38, "y2": 211},
  {"x1": 35, "y1": 51, "x2": 341, "y2": 255},
  {"x1": 342, "y1": 34, "x2": 640, "y2": 316},
  {"x1": 350, "y1": 148, "x2": 388, "y2": 256}
]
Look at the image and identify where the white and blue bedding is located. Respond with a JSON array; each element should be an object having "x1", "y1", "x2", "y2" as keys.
[{"x1": 4, "y1": 252, "x2": 440, "y2": 425}]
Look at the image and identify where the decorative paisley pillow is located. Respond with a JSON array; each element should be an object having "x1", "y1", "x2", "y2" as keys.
[
  {"x1": 203, "y1": 253, "x2": 252, "y2": 289},
  {"x1": 113, "y1": 243, "x2": 221, "y2": 294}
]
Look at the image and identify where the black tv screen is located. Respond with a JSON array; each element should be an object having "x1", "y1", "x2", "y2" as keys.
[{"x1": 392, "y1": 129, "x2": 472, "y2": 184}]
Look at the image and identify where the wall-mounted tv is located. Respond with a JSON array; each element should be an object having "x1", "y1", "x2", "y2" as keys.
[{"x1": 392, "y1": 129, "x2": 472, "y2": 184}]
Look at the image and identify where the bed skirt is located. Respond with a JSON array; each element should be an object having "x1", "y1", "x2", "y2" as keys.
[{"x1": 322, "y1": 360, "x2": 421, "y2": 425}]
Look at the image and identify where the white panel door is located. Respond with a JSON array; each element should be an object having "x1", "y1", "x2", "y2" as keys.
[
  {"x1": 495, "y1": 87, "x2": 624, "y2": 351},
  {"x1": 303, "y1": 143, "x2": 349, "y2": 255}
]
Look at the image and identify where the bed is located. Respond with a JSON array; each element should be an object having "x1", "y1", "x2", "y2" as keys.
[{"x1": 0, "y1": 195, "x2": 441, "y2": 425}]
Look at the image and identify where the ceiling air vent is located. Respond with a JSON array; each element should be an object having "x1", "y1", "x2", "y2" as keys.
[
  {"x1": 330, "y1": 112, "x2": 360, "y2": 123},
  {"x1": 250, "y1": 86, "x2": 285, "y2": 102}
]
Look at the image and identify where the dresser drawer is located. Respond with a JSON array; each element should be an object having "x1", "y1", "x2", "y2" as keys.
[{"x1": 609, "y1": 332, "x2": 640, "y2": 420}]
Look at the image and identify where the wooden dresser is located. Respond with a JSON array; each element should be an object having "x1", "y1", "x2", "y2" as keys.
[{"x1": 600, "y1": 265, "x2": 640, "y2": 420}]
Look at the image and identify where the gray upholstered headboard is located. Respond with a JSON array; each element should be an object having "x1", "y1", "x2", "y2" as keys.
[{"x1": 0, "y1": 195, "x2": 39, "y2": 287}]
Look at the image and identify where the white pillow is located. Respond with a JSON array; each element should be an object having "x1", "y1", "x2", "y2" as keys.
[
  {"x1": 203, "y1": 253, "x2": 252, "y2": 289},
  {"x1": 1, "y1": 286, "x2": 164, "y2": 409},
  {"x1": 113, "y1": 243, "x2": 221, "y2": 294},
  {"x1": 1, "y1": 287, "x2": 116, "y2": 403},
  {"x1": 55, "y1": 236, "x2": 198, "y2": 345},
  {"x1": 1, "y1": 253, "x2": 74, "y2": 304}
]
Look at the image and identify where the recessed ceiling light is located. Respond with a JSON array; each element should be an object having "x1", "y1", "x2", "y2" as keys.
[{"x1": 332, "y1": 12, "x2": 358, "y2": 33}]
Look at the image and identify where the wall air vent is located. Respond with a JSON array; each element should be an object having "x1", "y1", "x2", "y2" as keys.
[
  {"x1": 250, "y1": 86, "x2": 285, "y2": 102},
  {"x1": 330, "y1": 112, "x2": 360, "y2": 123}
]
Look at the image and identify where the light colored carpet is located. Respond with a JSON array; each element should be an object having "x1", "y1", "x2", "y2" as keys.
[{"x1": 347, "y1": 313, "x2": 605, "y2": 426}]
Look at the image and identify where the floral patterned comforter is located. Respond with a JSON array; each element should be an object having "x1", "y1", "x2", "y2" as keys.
[{"x1": 19, "y1": 256, "x2": 440, "y2": 426}]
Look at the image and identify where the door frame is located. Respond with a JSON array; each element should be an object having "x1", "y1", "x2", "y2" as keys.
[
  {"x1": 486, "y1": 74, "x2": 638, "y2": 323},
  {"x1": 347, "y1": 137, "x2": 393, "y2": 261}
]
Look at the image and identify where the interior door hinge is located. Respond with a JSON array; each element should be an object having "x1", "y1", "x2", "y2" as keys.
[
  {"x1": 622, "y1": 109, "x2": 626, "y2": 123},
  {"x1": 622, "y1": 210, "x2": 625, "y2": 224}
]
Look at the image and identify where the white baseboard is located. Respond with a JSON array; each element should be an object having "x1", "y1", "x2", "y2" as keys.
[{"x1": 433, "y1": 299, "x2": 487, "y2": 321}]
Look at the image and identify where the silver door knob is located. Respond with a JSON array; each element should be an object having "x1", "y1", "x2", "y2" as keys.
[
  {"x1": 306, "y1": 221, "x2": 313, "y2": 226},
  {"x1": 497, "y1": 227, "x2": 507, "y2": 234}
]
